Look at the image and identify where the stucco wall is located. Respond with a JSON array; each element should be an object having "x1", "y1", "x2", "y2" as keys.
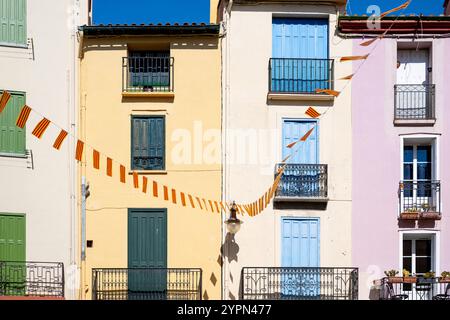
[
  {"x1": 0, "y1": 0, "x2": 88, "y2": 299},
  {"x1": 222, "y1": 4, "x2": 353, "y2": 299},
  {"x1": 80, "y1": 35, "x2": 222, "y2": 299}
]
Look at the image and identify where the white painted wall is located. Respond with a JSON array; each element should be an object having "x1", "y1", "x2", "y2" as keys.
[
  {"x1": 0, "y1": 0, "x2": 89, "y2": 299},
  {"x1": 221, "y1": 3, "x2": 354, "y2": 299}
]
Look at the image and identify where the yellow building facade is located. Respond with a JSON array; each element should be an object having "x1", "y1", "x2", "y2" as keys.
[{"x1": 78, "y1": 25, "x2": 222, "y2": 300}]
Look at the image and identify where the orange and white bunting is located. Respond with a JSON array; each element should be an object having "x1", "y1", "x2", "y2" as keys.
[
  {"x1": 120, "y1": 165, "x2": 126, "y2": 183},
  {"x1": 75, "y1": 140, "x2": 84, "y2": 161},
  {"x1": 305, "y1": 107, "x2": 321, "y2": 118},
  {"x1": 53, "y1": 130, "x2": 68, "y2": 150},
  {"x1": 380, "y1": 0, "x2": 411, "y2": 18},
  {"x1": 188, "y1": 194, "x2": 196, "y2": 208},
  {"x1": 196, "y1": 197, "x2": 203, "y2": 210},
  {"x1": 0, "y1": 91, "x2": 11, "y2": 113},
  {"x1": 180, "y1": 192, "x2": 187, "y2": 207},
  {"x1": 32, "y1": 118, "x2": 51, "y2": 139},
  {"x1": 93, "y1": 150, "x2": 100, "y2": 169},
  {"x1": 16, "y1": 105, "x2": 32, "y2": 128},
  {"x1": 340, "y1": 54, "x2": 369, "y2": 62}
]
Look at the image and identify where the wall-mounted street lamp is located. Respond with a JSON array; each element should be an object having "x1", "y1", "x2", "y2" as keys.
[{"x1": 225, "y1": 201, "x2": 243, "y2": 234}]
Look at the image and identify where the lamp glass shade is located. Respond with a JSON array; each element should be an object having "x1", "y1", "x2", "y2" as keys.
[{"x1": 226, "y1": 221, "x2": 241, "y2": 234}]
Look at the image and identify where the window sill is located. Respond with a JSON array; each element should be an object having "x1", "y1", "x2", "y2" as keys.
[
  {"x1": 122, "y1": 92, "x2": 175, "y2": 99},
  {"x1": 274, "y1": 196, "x2": 329, "y2": 203},
  {"x1": 394, "y1": 119, "x2": 436, "y2": 126},
  {"x1": 267, "y1": 92, "x2": 335, "y2": 102},
  {"x1": 0, "y1": 152, "x2": 28, "y2": 159},
  {"x1": 0, "y1": 42, "x2": 28, "y2": 49},
  {"x1": 128, "y1": 170, "x2": 168, "y2": 175}
]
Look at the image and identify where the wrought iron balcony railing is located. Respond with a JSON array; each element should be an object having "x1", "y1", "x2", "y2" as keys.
[
  {"x1": 240, "y1": 267, "x2": 358, "y2": 300},
  {"x1": 274, "y1": 164, "x2": 328, "y2": 200},
  {"x1": 379, "y1": 277, "x2": 450, "y2": 300},
  {"x1": 0, "y1": 261, "x2": 64, "y2": 298},
  {"x1": 269, "y1": 58, "x2": 334, "y2": 94},
  {"x1": 398, "y1": 180, "x2": 441, "y2": 220},
  {"x1": 92, "y1": 268, "x2": 202, "y2": 300},
  {"x1": 122, "y1": 56, "x2": 174, "y2": 93},
  {"x1": 394, "y1": 84, "x2": 435, "y2": 121}
]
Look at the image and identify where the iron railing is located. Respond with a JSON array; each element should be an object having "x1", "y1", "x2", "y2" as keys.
[
  {"x1": 0, "y1": 261, "x2": 64, "y2": 298},
  {"x1": 92, "y1": 268, "x2": 202, "y2": 300},
  {"x1": 399, "y1": 181, "x2": 441, "y2": 218},
  {"x1": 394, "y1": 84, "x2": 435, "y2": 120},
  {"x1": 240, "y1": 267, "x2": 358, "y2": 300},
  {"x1": 275, "y1": 164, "x2": 328, "y2": 199},
  {"x1": 122, "y1": 56, "x2": 174, "y2": 93},
  {"x1": 269, "y1": 58, "x2": 334, "y2": 94},
  {"x1": 379, "y1": 277, "x2": 450, "y2": 300}
]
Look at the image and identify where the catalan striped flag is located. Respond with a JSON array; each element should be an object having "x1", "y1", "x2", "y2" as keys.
[
  {"x1": 214, "y1": 201, "x2": 220, "y2": 213},
  {"x1": 188, "y1": 194, "x2": 196, "y2": 208},
  {"x1": 180, "y1": 192, "x2": 187, "y2": 207},
  {"x1": 32, "y1": 118, "x2": 51, "y2": 139},
  {"x1": 142, "y1": 176, "x2": 148, "y2": 193},
  {"x1": 0, "y1": 91, "x2": 11, "y2": 113},
  {"x1": 360, "y1": 37, "x2": 378, "y2": 47},
  {"x1": 93, "y1": 150, "x2": 100, "y2": 169},
  {"x1": 163, "y1": 186, "x2": 169, "y2": 201},
  {"x1": 208, "y1": 200, "x2": 214, "y2": 212},
  {"x1": 16, "y1": 105, "x2": 32, "y2": 128},
  {"x1": 380, "y1": 0, "x2": 411, "y2": 18},
  {"x1": 75, "y1": 140, "x2": 84, "y2": 161},
  {"x1": 301, "y1": 127, "x2": 315, "y2": 141},
  {"x1": 120, "y1": 165, "x2": 126, "y2": 183},
  {"x1": 340, "y1": 54, "x2": 370, "y2": 62},
  {"x1": 196, "y1": 197, "x2": 203, "y2": 210},
  {"x1": 53, "y1": 130, "x2": 68, "y2": 150},
  {"x1": 171, "y1": 189, "x2": 177, "y2": 204},
  {"x1": 305, "y1": 107, "x2": 321, "y2": 119},
  {"x1": 203, "y1": 199, "x2": 209, "y2": 212},
  {"x1": 315, "y1": 89, "x2": 340, "y2": 97},
  {"x1": 153, "y1": 181, "x2": 159, "y2": 197},
  {"x1": 107, "y1": 158, "x2": 113, "y2": 177},
  {"x1": 133, "y1": 172, "x2": 139, "y2": 189}
]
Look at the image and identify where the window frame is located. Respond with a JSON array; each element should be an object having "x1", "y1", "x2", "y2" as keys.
[
  {"x1": 0, "y1": 0, "x2": 28, "y2": 48},
  {"x1": 130, "y1": 115, "x2": 166, "y2": 171},
  {"x1": 0, "y1": 89, "x2": 27, "y2": 157}
]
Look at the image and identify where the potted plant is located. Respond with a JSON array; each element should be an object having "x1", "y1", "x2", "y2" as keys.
[
  {"x1": 420, "y1": 204, "x2": 441, "y2": 220},
  {"x1": 400, "y1": 207, "x2": 420, "y2": 220},
  {"x1": 402, "y1": 269, "x2": 417, "y2": 283},
  {"x1": 417, "y1": 271, "x2": 435, "y2": 284},
  {"x1": 385, "y1": 270, "x2": 403, "y2": 283},
  {"x1": 439, "y1": 271, "x2": 450, "y2": 283}
]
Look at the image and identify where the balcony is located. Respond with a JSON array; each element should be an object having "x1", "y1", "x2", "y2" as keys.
[
  {"x1": 274, "y1": 164, "x2": 328, "y2": 202},
  {"x1": 0, "y1": 261, "x2": 64, "y2": 300},
  {"x1": 394, "y1": 84, "x2": 435, "y2": 125},
  {"x1": 398, "y1": 181, "x2": 441, "y2": 221},
  {"x1": 268, "y1": 58, "x2": 334, "y2": 101},
  {"x1": 378, "y1": 277, "x2": 450, "y2": 300},
  {"x1": 122, "y1": 56, "x2": 174, "y2": 98},
  {"x1": 240, "y1": 267, "x2": 359, "y2": 300},
  {"x1": 92, "y1": 268, "x2": 202, "y2": 300}
]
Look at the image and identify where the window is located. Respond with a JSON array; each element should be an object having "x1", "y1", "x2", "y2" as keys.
[
  {"x1": 403, "y1": 238, "x2": 433, "y2": 276},
  {"x1": 125, "y1": 51, "x2": 173, "y2": 92},
  {"x1": 0, "y1": 90, "x2": 26, "y2": 155},
  {"x1": 0, "y1": 0, "x2": 27, "y2": 46},
  {"x1": 131, "y1": 116, "x2": 165, "y2": 171}
]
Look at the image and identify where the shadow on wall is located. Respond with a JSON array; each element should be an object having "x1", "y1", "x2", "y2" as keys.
[{"x1": 221, "y1": 233, "x2": 240, "y2": 264}]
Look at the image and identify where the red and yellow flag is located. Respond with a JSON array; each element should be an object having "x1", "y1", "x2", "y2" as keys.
[
  {"x1": 32, "y1": 118, "x2": 51, "y2": 139},
  {"x1": 180, "y1": 192, "x2": 187, "y2": 207},
  {"x1": 153, "y1": 181, "x2": 159, "y2": 197},
  {"x1": 188, "y1": 194, "x2": 196, "y2": 208},
  {"x1": 171, "y1": 189, "x2": 177, "y2": 204},
  {"x1": 380, "y1": 0, "x2": 411, "y2": 18},
  {"x1": 315, "y1": 89, "x2": 340, "y2": 97},
  {"x1": 163, "y1": 186, "x2": 169, "y2": 201},
  {"x1": 53, "y1": 130, "x2": 68, "y2": 150},
  {"x1": 93, "y1": 150, "x2": 100, "y2": 169},
  {"x1": 133, "y1": 172, "x2": 139, "y2": 189},
  {"x1": 305, "y1": 107, "x2": 321, "y2": 119},
  {"x1": 107, "y1": 158, "x2": 113, "y2": 177},
  {"x1": 75, "y1": 140, "x2": 84, "y2": 161},
  {"x1": 16, "y1": 105, "x2": 32, "y2": 128},
  {"x1": 0, "y1": 91, "x2": 11, "y2": 113},
  {"x1": 120, "y1": 165, "x2": 126, "y2": 183},
  {"x1": 340, "y1": 54, "x2": 369, "y2": 62},
  {"x1": 142, "y1": 176, "x2": 148, "y2": 193},
  {"x1": 196, "y1": 197, "x2": 203, "y2": 210}
]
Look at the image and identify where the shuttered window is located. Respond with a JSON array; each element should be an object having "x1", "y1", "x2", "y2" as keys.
[
  {"x1": 0, "y1": 0, "x2": 27, "y2": 46},
  {"x1": 0, "y1": 90, "x2": 26, "y2": 155},
  {"x1": 131, "y1": 116, "x2": 165, "y2": 170}
]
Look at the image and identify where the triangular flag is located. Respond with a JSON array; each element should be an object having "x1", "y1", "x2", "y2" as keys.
[
  {"x1": 163, "y1": 186, "x2": 169, "y2": 201},
  {"x1": 196, "y1": 197, "x2": 203, "y2": 210},
  {"x1": 75, "y1": 140, "x2": 84, "y2": 161},
  {"x1": 360, "y1": 37, "x2": 378, "y2": 47},
  {"x1": 133, "y1": 172, "x2": 139, "y2": 189},
  {"x1": 153, "y1": 181, "x2": 159, "y2": 197},
  {"x1": 338, "y1": 74, "x2": 354, "y2": 81},
  {"x1": 316, "y1": 89, "x2": 340, "y2": 97},
  {"x1": 0, "y1": 91, "x2": 11, "y2": 113},
  {"x1": 53, "y1": 130, "x2": 68, "y2": 150},
  {"x1": 32, "y1": 118, "x2": 51, "y2": 139},
  {"x1": 208, "y1": 200, "x2": 215, "y2": 212},
  {"x1": 93, "y1": 150, "x2": 100, "y2": 169},
  {"x1": 142, "y1": 177, "x2": 148, "y2": 193},
  {"x1": 188, "y1": 194, "x2": 196, "y2": 208},
  {"x1": 106, "y1": 158, "x2": 113, "y2": 177},
  {"x1": 340, "y1": 54, "x2": 369, "y2": 62},
  {"x1": 380, "y1": 0, "x2": 411, "y2": 18},
  {"x1": 180, "y1": 193, "x2": 187, "y2": 207},
  {"x1": 281, "y1": 155, "x2": 291, "y2": 163},
  {"x1": 305, "y1": 107, "x2": 321, "y2": 118},
  {"x1": 301, "y1": 127, "x2": 315, "y2": 142},
  {"x1": 16, "y1": 105, "x2": 32, "y2": 128},
  {"x1": 171, "y1": 189, "x2": 177, "y2": 204},
  {"x1": 120, "y1": 165, "x2": 126, "y2": 183}
]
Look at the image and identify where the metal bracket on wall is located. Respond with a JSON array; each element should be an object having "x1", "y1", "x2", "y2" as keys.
[{"x1": 26, "y1": 149, "x2": 34, "y2": 170}]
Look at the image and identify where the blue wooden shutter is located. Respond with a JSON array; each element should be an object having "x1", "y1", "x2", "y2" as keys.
[
  {"x1": 282, "y1": 120, "x2": 318, "y2": 164},
  {"x1": 0, "y1": 91, "x2": 26, "y2": 155},
  {"x1": 132, "y1": 116, "x2": 165, "y2": 170},
  {"x1": 0, "y1": 0, "x2": 27, "y2": 45}
]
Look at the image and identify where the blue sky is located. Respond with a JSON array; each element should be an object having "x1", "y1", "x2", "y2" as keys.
[{"x1": 92, "y1": 0, "x2": 445, "y2": 25}]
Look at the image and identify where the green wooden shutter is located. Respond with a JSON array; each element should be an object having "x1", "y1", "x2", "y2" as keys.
[
  {"x1": 132, "y1": 116, "x2": 165, "y2": 170},
  {"x1": 0, "y1": 0, "x2": 27, "y2": 46},
  {"x1": 0, "y1": 91, "x2": 26, "y2": 155},
  {"x1": 0, "y1": 214, "x2": 26, "y2": 262}
]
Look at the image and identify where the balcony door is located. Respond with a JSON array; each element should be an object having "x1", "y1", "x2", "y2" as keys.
[
  {"x1": 402, "y1": 145, "x2": 435, "y2": 212},
  {"x1": 272, "y1": 18, "x2": 329, "y2": 93},
  {"x1": 282, "y1": 120, "x2": 318, "y2": 164},
  {"x1": 396, "y1": 49, "x2": 431, "y2": 119},
  {"x1": 128, "y1": 209, "x2": 167, "y2": 300},
  {"x1": 281, "y1": 218, "x2": 320, "y2": 298}
]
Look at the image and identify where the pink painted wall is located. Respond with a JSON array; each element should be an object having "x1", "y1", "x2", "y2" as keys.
[{"x1": 351, "y1": 38, "x2": 450, "y2": 298}]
